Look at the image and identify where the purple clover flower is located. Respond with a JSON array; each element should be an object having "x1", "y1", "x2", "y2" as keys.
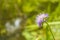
[{"x1": 36, "y1": 13, "x2": 48, "y2": 27}]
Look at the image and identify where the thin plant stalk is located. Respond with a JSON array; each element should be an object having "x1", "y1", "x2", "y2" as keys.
[{"x1": 45, "y1": 22, "x2": 55, "y2": 40}]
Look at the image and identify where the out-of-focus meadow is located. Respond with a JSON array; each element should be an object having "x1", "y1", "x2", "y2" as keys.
[{"x1": 0, "y1": 0, "x2": 60, "y2": 40}]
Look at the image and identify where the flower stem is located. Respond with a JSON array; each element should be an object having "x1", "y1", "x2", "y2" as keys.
[{"x1": 45, "y1": 22, "x2": 55, "y2": 40}]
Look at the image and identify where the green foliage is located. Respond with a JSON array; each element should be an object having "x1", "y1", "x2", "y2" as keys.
[{"x1": 0, "y1": 0, "x2": 60, "y2": 40}]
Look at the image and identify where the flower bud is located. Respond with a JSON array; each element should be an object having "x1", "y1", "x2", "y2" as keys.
[{"x1": 36, "y1": 13, "x2": 48, "y2": 27}]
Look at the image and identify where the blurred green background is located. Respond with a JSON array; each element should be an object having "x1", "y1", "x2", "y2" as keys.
[{"x1": 0, "y1": 0, "x2": 60, "y2": 40}]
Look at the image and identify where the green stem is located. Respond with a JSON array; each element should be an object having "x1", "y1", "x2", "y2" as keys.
[
  {"x1": 46, "y1": 24, "x2": 49, "y2": 40},
  {"x1": 45, "y1": 22, "x2": 55, "y2": 40}
]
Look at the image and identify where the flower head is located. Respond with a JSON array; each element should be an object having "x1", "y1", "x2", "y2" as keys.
[{"x1": 36, "y1": 13, "x2": 48, "y2": 27}]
